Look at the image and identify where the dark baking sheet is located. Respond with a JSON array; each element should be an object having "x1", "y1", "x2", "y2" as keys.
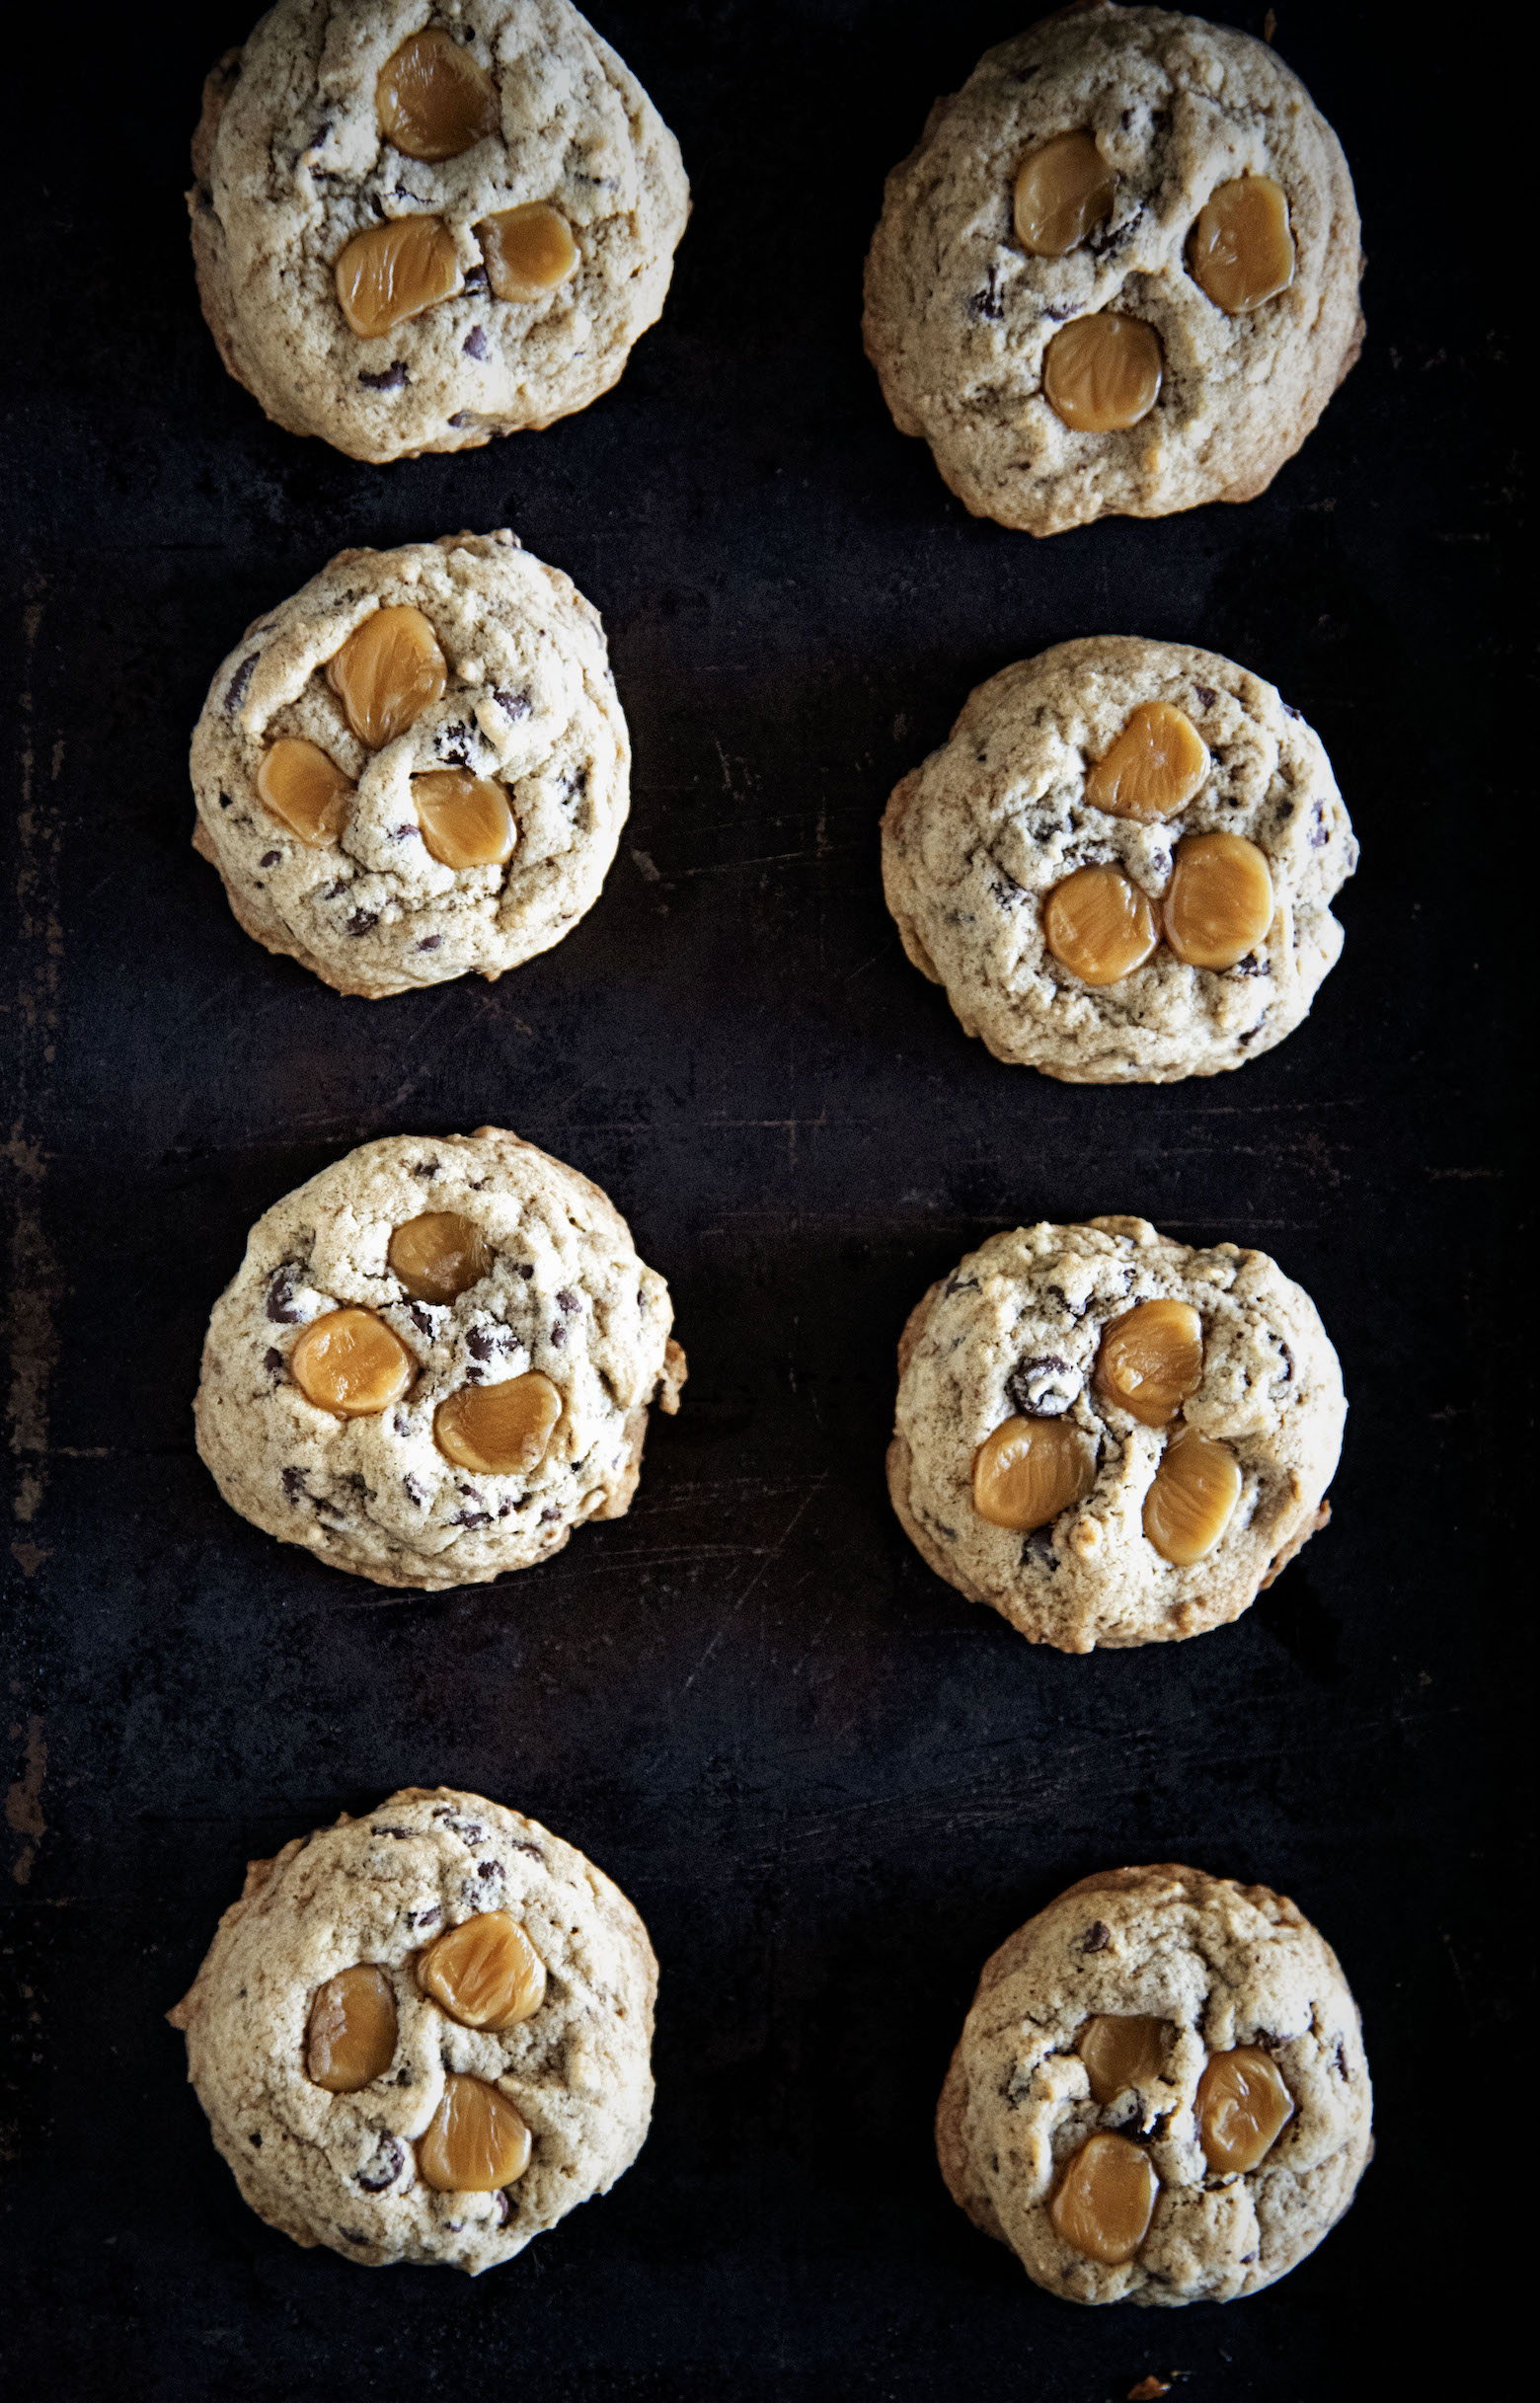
[{"x1": 2, "y1": 5, "x2": 1518, "y2": 2395}]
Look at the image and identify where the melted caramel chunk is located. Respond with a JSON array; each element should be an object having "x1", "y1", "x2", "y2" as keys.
[
  {"x1": 327, "y1": 607, "x2": 448, "y2": 751},
  {"x1": 1197, "y1": 2046, "x2": 1294, "y2": 2173},
  {"x1": 1142, "y1": 1427, "x2": 1241, "y2": 1565},
  {"x1": 1050, "y1": 2132, "x2": 1158, "y2": 2266},
  {"x1": 419, "y1": 1912, "x2": 546, "y2": 2030},
  {"x1": 1188, "y1": 176, "x2": 1295, "y2": 314},
  {"x1": 388, "y1": 1211, "x2": 493, "y2": 1305},
  {"x1": 1079, "y1": 2015, "x2": 1167, "y2": 2105},
  {"x1": 1095, "y1": 1299, "x2": 1203, "y2": 1428},
  {"x1": 335, "y1": 216, "x2": 462, "y2": 340},
  {"x1": 434, "y1": 1371, "x2": 563, "y2": 1476},
  {"x1": 1163, "y1": 832, "x2": 1274, "y2": 969},
  {"x1": 376, "y1": 27, "x2": 499, "y2": 162},
  {"x1": 1085, "y1": 703, "x2": 1208, "y2": 821},
  {"x1": 1014, "y1": 131, "x2": 1115, "y2": 257},
  {"x1": 255, "y1": 739, "x2": 354, "y2": 847},
  {"x1": 972, "y1": 1416, "x2": 1096, "y2": 1532},
  {"x1": 290, "y1": 1308, "x2": 416, "y2": 1418},
  {"x1": 1043, "y1": 314, "x2": 1162, "y2": 432},
  {"x1": 1042, "y1": 866, "x2": 1159, "y2": 987},
  {"x1": 306, "y1": 1965, "x2": 397, "y2": 2092},
  {"x1": 478, "y1": 203, "x2": 580, "y2": 303},
  {"x1": 417, "y1": 2072, "x2": 532, "y2": 2193},
  {"x1": 411, "y1": 769, "x2": 516, "y2": 870}
]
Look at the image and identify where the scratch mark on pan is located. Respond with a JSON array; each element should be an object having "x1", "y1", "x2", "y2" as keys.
[
  {"x1": 6, "y1": 1716, "x2": 46, "y2": 1885},
  {"x1": 681, "y1": 1479, "x2": 827, "y2": 1691}
]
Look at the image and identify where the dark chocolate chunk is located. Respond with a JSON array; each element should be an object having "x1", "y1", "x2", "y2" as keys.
[
  {"x1": 550, "y1": 1321, "x2": 566, "y2": 1346},
  {"x1": 224, "y1": 655, "x2": 259, "y2": 714},
  {"x1": 357, "y1": 360, "x2": 409, "y2": 391},
  {"x1": 346, "y1": 910, "x2": 378, "y2": 937},
  {"x1": 466, "y1": 1329, "x2": 495, "y2": 1360},
  {"x1": 249, "y1": 2131, "x2": 262, "y2": 2145},
  {"x1": 281, "y1": 1465, "x2": 308, "y2": 1505},
  {"x1": 356, "y1": 2136, "x2": 404, "y2": 2193},
  {"x1": 477, "y1": 1859, "x2": 500, "y2": 1880},
  {"x1": 494, "y1": 687, "x2": 531, "y2": 722},
  {"x1": 264, "y1": 1347, "x2": 284, "y2": 1378},
  {"x1": 1081, "y1": 1921, "x2": 1111, "y2": 1953},
  {"x1": 412, "y1": 1161, "x2": 439, "y2": 1180},
  {"x1": 259, "y1": 850, "x2": 281, "y2": 868},
  {"x1": 1193, "y1": 684, "x2": 1217, "y2": 709},
  {"x1": 462, "y1": 325, "x2": 490, "y2": 360},
  {"x1": 418, "y1": 935, "x2": 442, "y2": 951},
  {"x1": 556, "y1": 1289, "x2": 578, "y2": 1315}
]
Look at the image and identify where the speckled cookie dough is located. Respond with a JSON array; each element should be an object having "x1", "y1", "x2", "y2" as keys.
[
  {"x1": 888, "y1": 1216, "x2": 1343, "y2": 1652},
  {"x1": 937, "y1": 1863, "x2": 1373, "y2": 2305},
  {"x1": 194, "y1": 1126, "x2": 685, "y2": 1588},
  {"x1": 168, "y1": 1786, "x2": 657, "y2": 2273},
  {"x1": 863, "y1": 4, "x2": 1362, "y2": 535},
  {"x1": 882, "y1": 636, "x2": 1355, "y2": 1083},
  {"x1": 191, "y1": 531, "x2": 630, "y2": 999},
  {"x1": 190, "y1": 0, "x2": 689, "y2": 463}
]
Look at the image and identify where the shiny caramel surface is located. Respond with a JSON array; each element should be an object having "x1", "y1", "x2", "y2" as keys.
[
  {"x1": 1085, "y1": 702, "x2": 1208, "y2": 821},
  {"x1": 434, "y1": 1371, "x2": 563, "y2": 1476},
  {"x1": 1042, "y1": 866, "x2": 1159, "y2": 986},
  {"x1": 327, "y1": 607, "x2": 447, "y2": 751},
  {"x1": 376, "y1": 28, "x2": 499, "y2": 162},
  {"x1": 255, "y1": 739, "x2": 354, "y2": 847},
  {"x1": 418, "y1": 1912, "x2": 546, "y2": 2031},
  {"x1": 306, "y1": 1965, "x2": 397, "y2": 2092},
  {"x1": 387, "y1": 1211, "x2": 493, "y2": 1305},
  {"x1": 1078, "y1": 2014, "x2": 1167, "y2": 2106},
  {"x1": 478, "y1": 203, "x2": 580, "y2": 303},
  {"x1": 1197, "y1": 2046, "x2": 1294, "y2": 2173},
  {"x1": 1014, "y1": 131, "x2": 1115, "y2": 257},
  {"x1": 335, "y1": 216, "x2": 462, "y2": 340},
  {"x1": 1143, "y1": 1428, "x2": 1242, "y2": 1565},
  {"x1": 417, "y1": 2072, "x2": 532, "y2": 2193},
  {"x1": 972, "y1": 1415, "x2": 1096, "y2": 1532},
  {"x1": 1049, "y1": 2132, "x2": 1158, "y2": 2265},
  {"x1": 411, "y1": 769, "x2": 517, "y2": 870},
  {"x1": 1043, "y1": 314, "x2": 1162, "y2": 432},
  {"x1": 1163, "y1": 832, "x2": 1274, "y2": 969},
  {"x1": 289, "y1": 1308, "x2": 416, "y2": 1418},
  {"x1": 1189, "y1": 176, "x2": 1295, "y2": 314},
  {"x1": 1095, "y1": 1299, "x2": 1203, "y2": 1428}
]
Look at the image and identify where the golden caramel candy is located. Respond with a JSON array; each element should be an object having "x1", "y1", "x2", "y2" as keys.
[
  {"x1": 1049, "y1": 2132, "x2": 1158, "y2": 2266},
  {"x1": 1188, "y1": 176, "x2": 1295, "y2": 314},
  {"x1": 411, "y1": 769, "x2": 517, "y2": 871},
  {"x1": 1043, "y1": 314, "x2": 1162, "y2": 432},
  {"x1": 1042, "y1": 866, "x2": 1159, "y2": 987},
  {"x1": 376, "y1": 27, "x2": 500, "y2": 162},
  {"x1": 1163, "y1": 832, "x2": 1274, "y2": 969},
  {"x1": 1078, "y1": 2015, "x2": 1167, "y2": 2106},
  {"x1": 417, "y1": 2072, "x2": 532, "y2": 2193},
  {"x1": 1142, "y1": 1427, "x2": 1241, "y2": 1565},
  {"x1": 387, "y1": 1211, "x2": 493, "y2": 1305},
  {"x1": 255, "y1": 739, "x2": 354, "y2": 847},
  {"x1": 335, "y1": 216, "x2": 462, "y2": 340},
  {"x1": 1085, "y1": 702, "x2": 1208, "y2": 822},
  {"x1": 1095, "y1": 1299, "x2": 1202, "y2": 1428},
  {"x1": 419, "y1": 1912, "x2": 547, "y2": 2031},
  {"x1": 290, "y1": 1308, "x2": 416, "y2": 1418},
  {"x1": 327, "y1": 607, "x2": 448, "y2": 751},
  {"x1": 306, "y1": 1965, "x2": 397, "y2": 2092},
  {"x1": 434, "y1": 1371, "x2": 563, "y2": 1477},
  {"x1": 1014, "y1": 130, "x2": 1115, "y2": 257},
  {"x1": 972, "y1": 1416, "x2": 1096, "y2": 1533},
  {"x1": 1196, "y1": 2046, "x2": 1294, "y2": 2173},
  {"x1": 478, "y1": 203, "x2": 580, "y2": 304}
]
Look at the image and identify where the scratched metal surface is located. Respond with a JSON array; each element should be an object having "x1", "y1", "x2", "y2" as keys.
[{"x1": 1, "y1": 4, "x2": 1517, "y2": 2396}]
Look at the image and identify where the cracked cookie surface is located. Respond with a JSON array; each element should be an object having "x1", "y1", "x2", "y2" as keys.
[
  {"x1": 194, "y1": 1125, "x2": 685, "y2": 1589},
  {"x1": 937, "y1": 1863, "x2": 1373, "y2": 2304},
  {"x1": 169, "y1": 1786, "x2": 656, "y2": 2272}
]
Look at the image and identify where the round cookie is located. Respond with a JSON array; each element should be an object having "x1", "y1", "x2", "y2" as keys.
[
  {"x1": 168, "y1": 1786, "x2": 656, "y2": 2273},
  {"x1": 936, "y1": 1863, "x2": 1373, "y2": 2305},
  {"x1": 882, "y1": 637, "x2": 1355, "y2": 1083},
  {"x1": 863, "y1": 5, "x2": 1362, "y2": 535},
  {"x1": 888, "y1": 1215, "x2": 1343, "y2": 1652},
  {"x1": 194, "y1": 1126, "x2": 685, "y2": 1588},
  {"x1": 191, "y1": 531, "x2": 630, "y2": 998},
  {"x1": 190, "y1": 0, "x2": 689, "y2": 463}
]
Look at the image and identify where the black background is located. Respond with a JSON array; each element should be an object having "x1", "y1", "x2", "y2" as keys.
[{"x1": 1, "y1": 4, "x2": 1521, "y2": 2397}]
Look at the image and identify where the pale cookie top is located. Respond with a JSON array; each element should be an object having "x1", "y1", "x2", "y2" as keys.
[
  {"x1": 168, "y1": 1787, "x2": 656, "y2": 2274},
  {"x1": 863, "y1": 4, "x2": 1362, "y2": 534},
  {"x1": 882, "y1": 637, "x2": 1355, "y2": 1083},
  {"x1": 937, "y1": 1864, "x2": 1373, "y2": 2306},
  {"x1": 190, "y1": 0, "x2": 689, "y2": 462},
  {"x1": 191, "y1": 532, "x2": 629, "y2": 998},
  {"x1": 194, "y1": 1127, "x2": 685, "y2": 1589},
  {"x1": 888, "y1": 1217, "x2": 1344, "y2": 1652}
]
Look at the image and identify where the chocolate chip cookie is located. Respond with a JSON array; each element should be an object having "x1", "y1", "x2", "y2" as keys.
[
  {"x1": 169, "y1": 1786, "x2": 656, "y2": 2272},
  {"x1": 194, "y1": 1126, "x2": 685, "y2": 1588},
  {"x1": 190, "y1": 0, "x2": 689, "y2": 463},
  {"x1": 937, "y1": 1863, "x2": 1373, "y2": 2304},
  {"x1": 863, "y1": 5, "x2": 1362, "y2": 534}
]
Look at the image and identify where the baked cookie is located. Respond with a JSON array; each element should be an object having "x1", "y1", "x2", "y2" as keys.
[
  {"x1": 194, "y1": 1126, "x2": 685, "y2": 1588},
  {"x1": 168, "y1": 1786, "x2": 656, "y2": 2273},
  {"x1": 888, "y1": 1215, "x2": 1343, "y2": 1652},
  {"x1": 863, "y1": 5, "x2": 1362, "y2": 534},
  {"x1": 882, "y1": 636, "x2": 1355, "y2": 1082},
  {"x1": 190, "y1": 0, "x2": 689, "y2": 463},
  {"x1": 191, "y1": 531, "x2": 630, "y2": 999},
  {"x1": 937, "y1": 1863, "x2": 1373, "y2": 2305}
]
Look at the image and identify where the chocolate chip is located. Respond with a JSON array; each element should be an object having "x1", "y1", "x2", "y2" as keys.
[
  {"x1": 356, "y1": 2135, "x2": 404, "y2": 2193},
  {"x1": 498, "y1": 1499, "x2": 514, "y2": 1516},
  {"x1": 494, "y1": 2189, "x2": 514, "y2": 2225},
  {"x1": 390, "y1": 822, "x2": 418, "y2": 841},
  {"x1": 1193, "y1": 684, "x2": 1217, "y2": 709},
  {"x1": 311, "y1": 120, "x2": 331, "y2": 148},
  {"x1": 539, "y1": 1506, "x2": 561, "y2": 1523},
  {"x1": 408, "y1": 1302, "x2": 434, "y2": 1337},
  {"x1": 412, "y1": 1162, "x2": 439, "y2": 1180},
  {"x1": 1283, "y1": 701, "x2": 1302, "y2": 720},
  {"x1": 462, "y1": 262, "x2": 487, "y2": 287},
  {"x1": 970, "y1": 264, "x2": 1005, "y2": 322},
  {"x1": 1309, "y1": 802, "x2": 1332, "y2": 847},
  {"x1": 218, "y1": 792, "x2": 233, "y2": 809},
  {"x1": 517, "y1": 1264, "x2": 533, "y2": 1279},
  {"x1": 346, "y1": 910, "x2": 378, "y2": 937},
  {"x1": 509, "y1": 1840, "x2": 544, "y2": 1859},
  {"x1": 340, "y1": 2228, "x2": 371, "y2": 2246},
  {"x1": 550, "y1": 1321, "x2": 566, "y2": 1346},
  {"x1": 1021, "y1": 1526, "x2": 1057, "y2": 1569},
  {"x1": 466, "y1": 1329, "x2": 495, "y2": 1360},
  {"x1": 461, "y1": 325, "x2": 491, "y2": 363},
  {"x1": 447, "y1": 411, "x2": 472, "y2": 427},
  {"x1": 403, "y1": 1473, "x2": 427, "y2": 1507},
  {"x1": 494, "y1": 688, "x2": 531, "y2": 722},
  {"x1": 437, "y1": 721, "x2": 473, "y2": 766},
  {"x1": 944, "y1": 1274, "x2": 979, "y2": 1297},
  {"x1": 1081, "y1": 1921, "x2": 1111, "y2": 1953},
  {"x1": 249, "y1": 2131, "x2": 263, "y2": 2146},
  {"x1": 418, "y1": 935, "x2": 442, "y2": 952},
  {"x1": 224, "y1": 654, "x2": 259, "y2": 714},
  {"x1": 264, "y1": 1347, "x2": 284, "y2": 1378},
  {"x1": 477, "y1": 1860, "x2": 500, "y2": 1880},
  {"x1": 1231, "y1": 952, "x2": 1270, "y2": 977},
  {"x1": 393, "y1": 1412, "x2": 409, "y2": 1434},
  {"x1": 410, "y1": 1904, "x2": 442, "y2": 1928},
  {"x1": 373, "y1": 1826, "x2": 413, "y2": 1838},
  {"x1": 358, "y1": 360, "x2": 408, "y2": 391},
  {"x1": 453, "y1": 1510, "x2": 493, "y2": 1527},
  {"x1": 556, "y1": 1289, "x2": 578, "y2": 1315},
  {"x1": 1007, "y1": 1356, "x2": 1076, "y2": 1416},
  {"x1": 281, "y1": 1466, "x2": 308, "y2": 1505}
]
